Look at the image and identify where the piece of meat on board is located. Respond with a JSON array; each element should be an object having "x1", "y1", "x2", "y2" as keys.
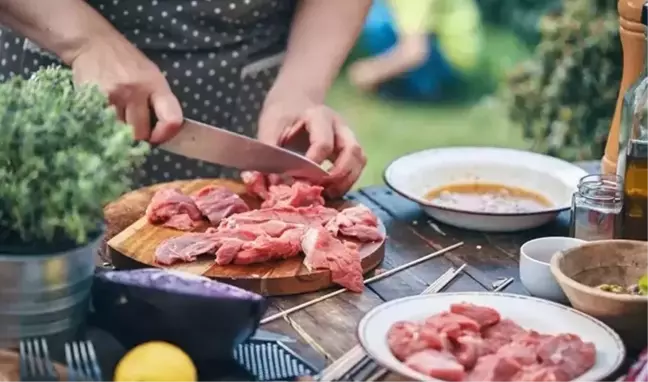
[
  {"x1": 145, "y1": 188, "x2": 203, "y2": 230},
  {"x1": 220, "y1": 205, "x2": 338, "y2": 228},
  {"x1": 301, "y1": 227, "x2": 364, "y2": 292},
  {"x1": 262, "y1": 181, "x2": 325, "y2": 208},
  {"x1": 325, "y1": 205, "x2": 384, "y2": 242},
  {"x1": 192, "y1": 186, "x2": 250, "y2": 225},
  {"x1": 234, "y1": 226, "x2": 305, "y2": 265},
  {"x1": 154, "y1": 233, "x2": 221, "y2": 265}
]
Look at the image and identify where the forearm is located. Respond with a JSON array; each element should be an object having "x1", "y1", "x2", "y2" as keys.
[
  {"x1": 269, "y1": 0, "x2": 371, "y2": 102},
  {"x1": 0, "y1": 0, "x2": 124, "y2": 64},
  {"x1": 358, "y1": 34, "x2": 429, "y2": 84}
]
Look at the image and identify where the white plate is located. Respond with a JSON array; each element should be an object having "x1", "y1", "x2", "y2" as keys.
[
  {"x1": 358, "y1": 292, "x2": 625, "y2": 382},
  {"x1": 383, "y1": 147, "x2": 588, "y2": 232}
]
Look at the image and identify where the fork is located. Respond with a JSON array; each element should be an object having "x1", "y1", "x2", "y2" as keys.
[
  {"x1": 19, "y1": 337, "x2": 58, "y2": 381},
  {"x1": 64, "y1": 340, "x2": 103, "y2": 381}
]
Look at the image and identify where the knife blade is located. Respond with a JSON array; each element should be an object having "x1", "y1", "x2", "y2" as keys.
[
  {"x1": 159, "y1": 118, "x2": 329, "y2": 180},
  {"x1": 250, "y1": 329, "x2": 296, "y2": 343}
]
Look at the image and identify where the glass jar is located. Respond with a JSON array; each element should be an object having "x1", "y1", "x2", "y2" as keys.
[{"x1": 570, "y1": 174, "x2": 623, "y2": 241}]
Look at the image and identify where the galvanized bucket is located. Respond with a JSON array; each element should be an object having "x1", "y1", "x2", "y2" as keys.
[{"x1": 0, "y1": 234, "x2": 101, "y2": 347}]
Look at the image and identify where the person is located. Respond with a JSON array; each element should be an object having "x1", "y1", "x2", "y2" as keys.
[
  {"x1": 0, "y1": 0, "x2": 370, "y2": 197},
  {"x1": 348, "y1": 0, "x2": 483, "y2": 101}
]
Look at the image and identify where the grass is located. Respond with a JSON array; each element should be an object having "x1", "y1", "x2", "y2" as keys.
[{"x1": 326, "y1": 25, "x2": 534, "y2": 188}]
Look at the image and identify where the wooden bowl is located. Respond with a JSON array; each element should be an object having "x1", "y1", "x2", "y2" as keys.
[{"x1": 550, "y1": 240, "x2": 648, "y2": 351}]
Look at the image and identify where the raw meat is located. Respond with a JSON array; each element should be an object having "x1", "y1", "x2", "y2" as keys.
[
  {"x1": 150, "y1": 177, "x2": 383, "y2": 291},
  {"x1": 145, "y1": 188, "x2": 203, "y2": 230},
  {"x1": 192, "y1": 185, "x2": 249, "y2": 225},
  {"x1": 241, "y1": 171, "x2": 325, "y2": 208},
  {"x1": 405, "y1": 349, "x2": 466, "y2": 381},
  {"x1": 219, "y1": 205, "x2": 338, "y2": 228},
  {"x1": 450, "y1": 302, "x2": 501, "y2": 328},
  {"x1": 536, "y1": 334, "x2": 597, "y2": 380},
  {"x1": 155, "y1": 233, "x2": 221, "y2": 265},
  {"x1": 301, "y1": 227, "x2": 364, "y2": 292},
  {"x1": 386, "y1": 303, "x2": 597, "y2": 382},
  {"x1": 325, "y1": 205, "x2": 384, "y2": 242},
  {"x1": 387, "y1": 321, "x2": 431, "y2": 361}
]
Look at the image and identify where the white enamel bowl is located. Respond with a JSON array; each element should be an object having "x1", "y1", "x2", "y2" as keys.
[
  {"x1": 383, "y1": 147, "x2": 588, "y2": 232},
  {"x1": 357, "y1": 292, "x2": 626, "y2": 382}
]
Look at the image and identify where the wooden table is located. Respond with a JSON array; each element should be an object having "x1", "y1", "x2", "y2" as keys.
[
  {"x1": 258, "y1": 161, "x2": 642, "y2": 380},
  {"x1": 261, "y1": 183, "x2": 581, "y2": 378}
]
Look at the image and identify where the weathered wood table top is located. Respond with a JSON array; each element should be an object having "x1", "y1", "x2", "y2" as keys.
[
  {"x1": 263, "y1": 184, "x2": 576, "y2": 378},
  {"x1": 259, "y1": 160, "x2": 642, "y2": 381}
]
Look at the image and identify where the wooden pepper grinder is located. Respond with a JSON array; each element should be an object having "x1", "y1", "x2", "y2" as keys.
[{"x1": 603, "y1": 0, "x2": 647, "y2": 174}]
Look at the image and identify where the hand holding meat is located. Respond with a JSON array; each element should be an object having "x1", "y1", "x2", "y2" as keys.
[
  {"x1": 70, "y1": 35, "x2": 183, "y2": 144},
  {"x1": 257, "y1": 92, "x2": 367, "y2": 198}
]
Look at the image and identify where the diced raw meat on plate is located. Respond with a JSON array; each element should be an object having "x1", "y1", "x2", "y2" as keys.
[
  {"x1": 450, "y1": 302, "x2": 501, "y2": 328},
  {"x1": 404, "y1": 349, "x2": 466, "y2": 381},
  {"x1": 387, "y1": 321, "x2": 432, "y2": 361}
]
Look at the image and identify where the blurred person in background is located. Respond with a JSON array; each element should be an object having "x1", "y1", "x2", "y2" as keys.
[
  {"x1": 0, "y1": 0, "x2": 371, "y2": 197},
  {"x1": 348, "y1": 0, "x2": 483, "y2": 101}
]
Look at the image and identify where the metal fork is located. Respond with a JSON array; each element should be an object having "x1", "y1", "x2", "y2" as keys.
[
  {"x1": 19, "y1": 337, "x2": 58, "y2": 381},
  {"x1": 65, "y1": 340, "x2": 102, "y2": 381}
]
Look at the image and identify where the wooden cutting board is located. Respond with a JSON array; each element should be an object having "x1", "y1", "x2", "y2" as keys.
[{"x1": 106, "y1": 179, "x2": 386, "y2": 296}]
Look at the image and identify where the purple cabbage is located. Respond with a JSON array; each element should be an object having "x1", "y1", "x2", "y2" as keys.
[{"x1": 100, "y1": 268, "x2": 262, "y2": 300}]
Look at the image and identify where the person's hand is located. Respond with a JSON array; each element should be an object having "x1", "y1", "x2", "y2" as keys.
[
  {"x1": 70, "y1": 36, "x2": 183, "y2": 143},
  {"x1": 257, "y1": 91, "x2": 367, "y2": 198}
]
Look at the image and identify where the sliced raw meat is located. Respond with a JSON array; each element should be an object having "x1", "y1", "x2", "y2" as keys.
[
  {"x1": 450, "y1": 302, "x2": 501, "y2": 328},
  {"x1": 468, "y1": 354, "x2": 523, "y2": 382},
  {"x1": 220, "y1": 205, "x2": 338, "y2": 228},
  {"x1": 146, "y1": 188, "x2": 203, "y2": 229},
  {"x1": 162, "y1": 214, "x2": 201, "y2": 231},
  {"x1": 482, "y1": 318, "x2": 527, "y2": 349},
  {"x1": 387, "y1": 321, "x2": 432, "y2": 361},
  {"x1": 536, "y1": 334, "x2": 596, "y2": 379},
  {"x1": 301, "y1": 227, "x2": 364, "y2": 292},
  {"x1": 404, "y1": 349, "x2": 466, "y2": 381},
  {"x1": 515, "y1": 364, "x2": 569, "y2": 382},
  {"x1": 155, "y1": 233, "x2": 220, "y2": 265},
  {"x1": 325, "y1": 205, "x2": 384, "y2": 242},
  {"x1": 234, "y1": 226, "x2": 305, "y2": 265},
  {"x1": 261, "y1": 181, "x2": 325, "y2": 208},
  {"x1": 241, "y1": 171, "x2": 270, "y2": 199},
  {"x1": 192, "y1": 186, "x2": 249, "y2": 225},
  {"x1": 423, "y1": 312, "x2": 481, "y2": 340}
]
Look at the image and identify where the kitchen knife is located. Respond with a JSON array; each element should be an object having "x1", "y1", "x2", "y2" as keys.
[
  {"x1": 250, "y1": 329, "x2": 296, "y2": 343},
  {"x1": 159, "y1": 118, "x2": 329, "y2": 180}
]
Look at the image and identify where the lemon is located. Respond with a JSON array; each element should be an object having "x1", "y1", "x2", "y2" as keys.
[{"x1": 114, "y1": 341, "x2": 197, "y2": 382}]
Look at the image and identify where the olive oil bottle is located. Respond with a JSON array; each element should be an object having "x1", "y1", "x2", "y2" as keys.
[{"x1": 617, "y1": 1, "x2": 648, "y2": 241}]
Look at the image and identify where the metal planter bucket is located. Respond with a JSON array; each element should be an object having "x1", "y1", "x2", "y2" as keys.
[{"x1": 0, "y1": 234, "x2": 101, "y2": 347}]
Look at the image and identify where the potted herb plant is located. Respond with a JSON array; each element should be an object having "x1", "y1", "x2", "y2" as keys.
[{"x1": 0, "y1": 66, "x2": 148, "y2": 345}]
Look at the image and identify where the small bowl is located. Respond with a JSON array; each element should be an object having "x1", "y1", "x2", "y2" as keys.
[
  {"x1": 383, "y1": 147, "x2": 587, "y2": 232},
  {"x1": 551, "y1": 240, "x2": 648, "y2": 351},
  {"x1": 520, "y1": 236, "x2": 586, "y2": 302}
]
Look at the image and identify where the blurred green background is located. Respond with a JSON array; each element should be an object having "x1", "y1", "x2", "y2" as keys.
[{"x1": 328, "y1": 26, "x2": 531, "y2": 188}]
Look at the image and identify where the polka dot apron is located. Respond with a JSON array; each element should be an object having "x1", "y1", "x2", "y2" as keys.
[{"x1": 0, "y1": 0, "x2": 297, "y2": 188}]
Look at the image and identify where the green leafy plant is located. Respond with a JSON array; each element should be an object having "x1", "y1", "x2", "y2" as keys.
[
  {"x1": 501, "y1": 0, "x2": 621, "y2": 161},
  {"x1": 0, "y1": 66, "x2": 149, "y2": 248}
]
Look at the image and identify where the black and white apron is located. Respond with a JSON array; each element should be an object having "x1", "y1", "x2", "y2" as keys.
[{"x1": 0, "y1": 0, "x2": 297, "y2": 188}]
